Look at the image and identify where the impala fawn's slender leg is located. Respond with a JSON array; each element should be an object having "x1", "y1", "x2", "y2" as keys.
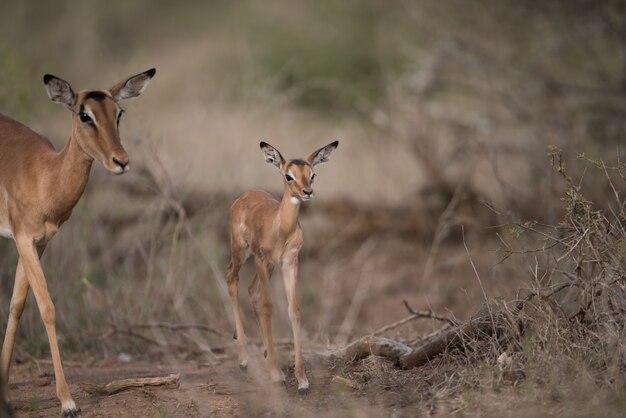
[
  {"x1": 253, "y1": 257, "x2": 284, "y2": 382},
  {"x1": 247, "y1": 266, "x2": 274, "y2": 356},
  {"x1": 227, "y1": 246, "x2": 249, "y2": 370},
  {"x1": 281, "y1": 258, "x2": 309, "y2": 393},
  {"x1": 1, "y1": 245, "x2": 45, "y2": 386},
  {"x1": 15, "y1": 238, "x2": 77, "y2": 414}
]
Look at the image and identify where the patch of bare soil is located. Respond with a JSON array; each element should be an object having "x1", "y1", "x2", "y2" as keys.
[{"x1": 7, "y1": 346, "x2": 416, "y2": 417}]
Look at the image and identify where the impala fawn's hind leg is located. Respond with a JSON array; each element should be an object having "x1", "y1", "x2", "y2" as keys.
[
  {"x1": 251, "y1": 257, "x2": 284, "y2": 383},
  {"x1": 247, "y1": 266, "x2": 275, "y2": 359},
  {"x1": 15, "y1": 238, "x2": 79, "y2": 417},
  {"x1": 282, "y1": 258, "x2": 309, "y2": 393},
  {"x1": 227, "y1": 239, "x2": 249, "y2": 370}
]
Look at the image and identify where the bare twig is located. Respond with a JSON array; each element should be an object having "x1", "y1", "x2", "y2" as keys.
[
  {"x1": 421, "y1": 176, "x2": 468, "y2": 282},
  {"x1": 462, "y1": 226, "x2": 494, "y2": 327},
  {"x1": 402, "y1": 300, "x2": 458, "y2": 326},
  {"x1": 367, "y1": 300, "x2": 457, "y2": 338}
]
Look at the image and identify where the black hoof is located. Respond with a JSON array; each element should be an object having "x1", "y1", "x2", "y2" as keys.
[
  {"x1": 298, "y1": 386, "x2": 310, "y2": 395},
  {"x1": 62, "y1": 407, "x2": 81, "y2": 418},
  {"x1": 263, "y1": 349, "x2": 267, "y2": 358},
  {"x1": 233, "y1": 330, "x2": 237, "y2": 340},
  {"x1": 239, "y1": 363, "x2": 248, "y2": 372}
]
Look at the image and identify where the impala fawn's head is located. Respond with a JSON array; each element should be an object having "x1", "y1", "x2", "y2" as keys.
[
  {"x1": 43, "y1": 68, "x2": 156, "y2": 174},
  {"x1": 260, "y1": 140, "x2": 339, "y2": 201}
]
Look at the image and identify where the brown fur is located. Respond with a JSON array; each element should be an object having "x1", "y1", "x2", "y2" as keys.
[
  {"x1": 0, "y1": 69, "x2": 154, "y2": 416},
  {"x1": 226, "y1": 140, "x2": 338, "y2": 392}
]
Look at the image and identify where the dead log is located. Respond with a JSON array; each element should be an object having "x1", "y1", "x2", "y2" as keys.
[
  {"x1": 320, "y1": 336, "x2": 413, "y2": 363},
  {"x1": 322, "y1": 313, "x2": 510, "y2": 369},
  {"x1": 81, "y1": 373, "x2": 180, "y2": 396},
  {"x1": 399, "y1": 314, "x2": 506, "y2": 368}
]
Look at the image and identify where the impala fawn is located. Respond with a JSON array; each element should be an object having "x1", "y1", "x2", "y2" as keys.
[{"x1": 226, "y1": 140, "x2": 339, "y2": 393}]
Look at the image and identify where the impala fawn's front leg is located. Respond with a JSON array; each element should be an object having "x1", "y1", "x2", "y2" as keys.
[
  {"x1": 226, "y1": 248, "x2": 249, "y2": 370},
  {"x1": 15, "y1": 237, "x2": 78, "y2": 416},
  {"x1": 253, "y1": 257, "x2": 285, "y2": 383},
  {"x1": 281, "y1": 257, "x2": 309, "y2": 393}
]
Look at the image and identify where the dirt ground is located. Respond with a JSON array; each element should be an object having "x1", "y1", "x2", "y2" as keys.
[
  {"x1": 7, "y1": 346, "x2": 424, "y2": 417},
  {"x1": 4, "y1": 235, "x2": 529, "y2": 418}
]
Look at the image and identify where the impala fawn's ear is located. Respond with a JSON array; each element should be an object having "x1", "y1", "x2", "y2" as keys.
[
  {"x1": 43, "y1": 74, "x2": 76, "y2": 108},
  {"x1": 307, "y1": 140, "x2": 339, "y2": 167},
  {"x1": 260, "y1": 141, "x2": 285, "y2": 169},
  {"x1": 109, "y1": 68, "x2": 156, "y2": 101}
]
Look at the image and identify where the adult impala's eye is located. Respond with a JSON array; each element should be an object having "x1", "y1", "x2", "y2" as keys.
[
  {"x1": 117, "y1": 110, "x2": 124, "y2": 125},
  {"x1": 311, "y1": 173, "x2": 316, "y2": 183},
  {"x1": 285, "y1": 174, "x2": 294, "y2": 182},
  {"x1": 78, "y1": 112, "x2": 92, "y2": 124}
]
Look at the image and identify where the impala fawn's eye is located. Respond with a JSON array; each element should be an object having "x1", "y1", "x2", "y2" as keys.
[
  {"x1": 285, "y1": 174, "x2": 294, "y2": 182},
  {"x1": 78, "y1": 112, "x2": 92, "y2": 124}
]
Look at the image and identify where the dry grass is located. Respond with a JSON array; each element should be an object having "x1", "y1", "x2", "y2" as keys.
[{"x1": 1, "y1": 1, "x2": 625, "y2": 416}]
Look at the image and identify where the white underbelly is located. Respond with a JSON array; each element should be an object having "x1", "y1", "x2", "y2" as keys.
[{"x1": 0, "y1": 225, "x2": 13, "y2": 239}]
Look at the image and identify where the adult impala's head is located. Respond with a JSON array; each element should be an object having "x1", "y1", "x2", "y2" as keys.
[
  {"x1": 43, "y1": 68, "x2": 156, "y2": 174},
  {"x1": 260, "y1": 140, "x2": 339, "y2": 201}
]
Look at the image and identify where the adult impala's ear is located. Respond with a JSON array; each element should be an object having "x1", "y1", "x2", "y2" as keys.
[
  {"x1": 109, "y1": 68, "x2": 156, "y2": 101},
  {"x1": 260, "y1": 141, "x2": 285, "y2": 169},
  {"x1": 307, "y1": 140, "x2": 339, "y2": 167},
  {"x1": 43, "y1": 74, "x2": 76, "y2": 108}
]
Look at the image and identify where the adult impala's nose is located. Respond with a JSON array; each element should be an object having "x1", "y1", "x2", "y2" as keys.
[
  {"x1": 112, "y1": 157, "x2": 128, "y2": 169},
  {"x1": 111, "y1": 156, "x2": 130, "y2": 173}
]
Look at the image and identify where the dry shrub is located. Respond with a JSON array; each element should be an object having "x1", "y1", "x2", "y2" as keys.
[
  {"x1": 327, "y1": 150, "x2": 626, "y2": 416},
  {"x1": 438, "y1": 150, "x2": 626, "y2": 414},
  {"x1": 506, "y1": 149, "x2": 625, "y2": 405}
]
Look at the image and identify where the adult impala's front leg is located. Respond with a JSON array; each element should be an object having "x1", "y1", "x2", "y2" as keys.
[
  {"x1": 15, "y1": 237, "x2": 80, "y2": 417},
  {"x1": 282, "y1": 256, "x2": 309, "y2": 393},
  {"x1": 1, "y1": 245, "x2": 45, "y2": 386},
  {"x1": 1, "y1": 259, "x2": 28, "y2": 386}
]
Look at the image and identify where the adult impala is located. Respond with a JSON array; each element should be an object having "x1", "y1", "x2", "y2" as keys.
[
  {"x1": 226, "y1": 140, "x2": 339, "y2": 393},
  {"x1": 0, "y1": 68, "x2": 155, "y2": 417}
]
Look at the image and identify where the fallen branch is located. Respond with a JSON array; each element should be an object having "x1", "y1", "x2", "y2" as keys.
[
  {"x1": 81, "y1": 374, "x2": 180, "y2": 396},
  {"x1": 399, "y1": 314, "x2": 507, "y2": 369},
  {"x1": 323, "y1": 313, "x2": 510, "y2": 369},
  {"x1": 320, "y1": 336, "x2": 413, "y2": 362}
]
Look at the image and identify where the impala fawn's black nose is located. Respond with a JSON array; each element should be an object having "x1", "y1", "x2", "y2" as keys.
[{"x1": 303, "y1": 189, "x2": 313, "y2": 197}]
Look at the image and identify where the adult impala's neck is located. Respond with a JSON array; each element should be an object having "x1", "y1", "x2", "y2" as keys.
[
  {"x1": 50, "y1": 133, "x2": 93, "y2": 216},
  {"x1": 277, "y1": 185, "x2": 301, "y2": 237}
]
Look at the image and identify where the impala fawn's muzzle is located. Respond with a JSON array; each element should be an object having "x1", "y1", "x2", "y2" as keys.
[{"x1": 302, "y1": 189, "x2": 313, "y2": 200}]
